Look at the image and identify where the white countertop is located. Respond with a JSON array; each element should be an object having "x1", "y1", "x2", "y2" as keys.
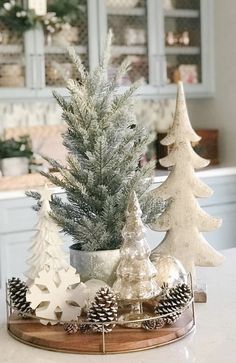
[
  {"x1": 0, "y1": 165, "x2": 236, "y2": 201},
  {"x1": 0, "y1": 248, "x2": 235, "y2": 363}
]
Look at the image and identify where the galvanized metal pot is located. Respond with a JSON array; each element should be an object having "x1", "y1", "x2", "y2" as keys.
[{"x1": 70, "y1": 246, "x2": 120, "y2": 286}]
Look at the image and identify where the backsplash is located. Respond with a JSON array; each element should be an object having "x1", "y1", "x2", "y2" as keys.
[{"x1": 0, "y1": 99, "x2": 176, "y2": 135}]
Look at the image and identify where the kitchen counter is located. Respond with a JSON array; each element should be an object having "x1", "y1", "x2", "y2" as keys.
[
  {"x1": 0, "y1": 165, "x2": 236, "y2": 200},
  {"x1": 0, "y1": 248, "x2": 235, "y2": 363}
]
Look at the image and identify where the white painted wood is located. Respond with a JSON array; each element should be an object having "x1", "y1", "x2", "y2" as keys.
[
  {"x1": 164, "y1": 9, "x2": 200, "y2": 18},
  {"x1": 26, "y1": 266, "x2": 88, "y2": 324},
  {"x1": 0, "y1": 45, "x2": 23, "y2": 53},
  {"x1": 165, "y1": 46, "x2": 200, "y2": 55},
  {"x1": 150, "y1": 82, "x2": 224, "y2": 281},
  {"x1": 44, "y1": 45, "x2": 87, "y2": 54},
  {"x1": 106, "y1": 7, "x2": 145, "y2": 16},
  {"x1": 88, "y1": 0, "x2": 100, "y2": 71},
  {"x1": 25, "y1": 185, "x2": 68, "y2": 284}
]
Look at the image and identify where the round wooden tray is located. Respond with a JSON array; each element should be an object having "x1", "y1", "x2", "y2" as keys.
[{"x1": 8, "y1": 310, "x2": 195, "y2": 354}]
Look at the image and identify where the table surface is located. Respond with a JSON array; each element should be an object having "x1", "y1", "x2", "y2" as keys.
[{"x1": 0, "y1": 248, "x2": 235, "y2": 363}]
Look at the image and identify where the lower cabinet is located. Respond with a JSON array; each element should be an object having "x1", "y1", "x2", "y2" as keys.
[
  {"x1": 203, "y1": 203, "x2": 236, "y2": 250},
  {"x1": 0, "y1": 230, "x2": 35, "y2": 287}
]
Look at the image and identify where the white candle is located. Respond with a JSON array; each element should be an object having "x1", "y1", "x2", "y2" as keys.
[{"x1": 28, "y1": 0, "x2": 47, "y2": 16}]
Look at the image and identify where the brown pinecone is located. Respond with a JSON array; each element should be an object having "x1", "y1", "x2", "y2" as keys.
[
  {"x1": 142, "y1": 317, "x2": 165, "y2": 331},
  {"x1": 8, "y1": 277, "x2": 33, "y2": 316},
  {"x1": 87, "y1": 287, "x2": 118, "y2": 333},
  {"x1": 64, "y1": 322, "x2": 79, "y2": 334},
  {"x1": 79, "y1": 323, "x2": 92, "y2": 334},
  {"x1": 154, "y1": 283, "x2": 192, "y2": 325}
]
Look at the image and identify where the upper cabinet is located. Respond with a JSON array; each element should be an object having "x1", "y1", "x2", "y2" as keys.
[
  {"x1": 0, "y1": 20, "x2": 32, "y2": 99},
  {"x1": 0, "y1": 0, "x2": 214, "y2": 100}
]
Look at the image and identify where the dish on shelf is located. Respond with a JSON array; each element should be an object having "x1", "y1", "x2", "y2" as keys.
[
  {"x1": 124, "y1": 28, "x2": 146, "y2": 46},
  {"x1": 51, "y1": 25, "x2": 79, "y2": 47},
  {"x1": 0, "y1": 64, "x2": 22, "y2": 77},
  {"x1": 0, "y1": 76, "x2": 24, "y2": 87},
  {"x1": 46, "y1": 62, "x2": 73, "y2": 82},
  {"x1": 174, "y1": 64, "x2": 198, "y2": 84},
  {"x1": 106, "y1": 0, "x2": 139, "y2": 8}
]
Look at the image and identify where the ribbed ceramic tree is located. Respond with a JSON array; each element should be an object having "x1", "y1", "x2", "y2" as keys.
[
  {"x1": 113, "y1": 191, "x2": 160, "y2": 324},
  {"x1": 150, "y1": 82, "x2": 224, "y2": 282},
  {"x1": 25, "y1": 185, "x2": 68, "y2": 284}
]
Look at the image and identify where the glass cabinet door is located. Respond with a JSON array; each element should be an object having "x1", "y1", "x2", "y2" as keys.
[
  {"x1": 43, "y1": 0, "x2": 89, "y2": 88},
  {"x1": 0, "y1": 23, "x2": 25, "y2": 89},
  {"x1": 104, "y1": 0, "x2": 149, "y2": 86},
  {"x1": 163, "y1": 0, "x2": 201, "y2": 86}
]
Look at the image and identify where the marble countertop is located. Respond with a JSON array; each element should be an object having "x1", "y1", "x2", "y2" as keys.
[
  {"x1": 0, "y1": 165, "x2": 236, "y2": 201},
  {"x1": 0, "y1": 248, "x2": 235, "y2": 363}
]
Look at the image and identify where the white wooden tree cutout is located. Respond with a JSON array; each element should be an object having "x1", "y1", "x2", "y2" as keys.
[
  {"x1": 150, "y1": 82, "x2": 224, "y2": 282},
  {"x1": 26, "y1": 266, "x2": 88, "y2": 325},
  {"x1": 25, "y1": 185, "x2": 68, "y2": 285}
]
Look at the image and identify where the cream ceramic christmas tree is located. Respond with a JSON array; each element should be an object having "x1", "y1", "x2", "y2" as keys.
[
  {"x1": 25, "y1": 185, "x2": 68, "y2": 284},
  {"x1": 150, "y1": 82, "x2": 224, "y2": 282},
  {"x1": 113, "y1": 191, "x2": 160, "y2": 323}
]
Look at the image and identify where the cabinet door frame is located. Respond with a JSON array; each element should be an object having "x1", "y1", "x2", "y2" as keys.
[
  {"x1": 158, "y1": 0, "x2": 215, "y2": 98},
  {"x1": 0, "y1": 0, "x2": 215, "y2": 100},
  {"x1": 96, "y1": 0, "x2": 159, "y2": 97}
]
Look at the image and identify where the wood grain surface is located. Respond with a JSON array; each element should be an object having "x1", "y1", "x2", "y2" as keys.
[{"x1": 8, "y1": 310, "x2": 195, "y2": 354}]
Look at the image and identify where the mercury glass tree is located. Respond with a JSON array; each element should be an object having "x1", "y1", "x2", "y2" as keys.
[{"x1": 113, "y1": 191, "x2": 161, "y2": 325}]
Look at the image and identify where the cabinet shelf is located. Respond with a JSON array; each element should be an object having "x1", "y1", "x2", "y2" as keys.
[
  {"x1": 112, "y1": 45, "x2": 146, "y2": 55},
  {"x1": 164, "y1": 9, "x2": 200, "y2": 18},
  {"x1": 45, "y1": 45, "x2": 87, "y2": 54},
  {"x1": 0, "y1": 45, "x2": 23, "y2": 54},
  {"x1": 107, "y1": 7, "x2": 145, "y2": 16},
  {"x1": 165, "y1": 46, "x2": 200, "y2": 55}
]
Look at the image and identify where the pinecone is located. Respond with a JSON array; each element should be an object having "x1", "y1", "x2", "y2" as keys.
[
  {"x1": 142, "y1": 317, "x2": 165, "y2": 331},
  {"x1": 87, "y1": 287, "x2": 118, "y2": 333},
  {"x1": 8, "y1": 277, "x2": 32, "y2": 316},
  {"x1": 79, "y1": 323, "x2": 92, "y2": 334},
  {"x1": 154, "y1": 283, "x2": 192, "y2": 325},
  {"x1": 64, "y1": 322, "x2": 79, "y2": 334}
]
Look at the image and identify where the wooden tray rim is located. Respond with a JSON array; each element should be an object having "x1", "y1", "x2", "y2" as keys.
[{"x1": 7, "y1": 315, "x2": 196, "y2": 355}]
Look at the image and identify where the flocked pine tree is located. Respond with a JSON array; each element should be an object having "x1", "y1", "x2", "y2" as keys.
[
  {"x1": 37, "y1": 31, "x2": 164, "y2": 251},
  {"x1": 150, "y1": 82, "x2": 224, "y2": 281},
  {"x1": 25, "y1": 185, "x2": 68, "y2": 284}
]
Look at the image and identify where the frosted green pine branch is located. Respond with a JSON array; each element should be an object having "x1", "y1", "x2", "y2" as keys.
[{"x1": 29, "y1": 35, "x2": 166, "y2": 251}]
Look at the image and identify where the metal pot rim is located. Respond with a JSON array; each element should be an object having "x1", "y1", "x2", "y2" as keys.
[{"x1": 69, "y1": 245, "x2": 120, "y2": 254}]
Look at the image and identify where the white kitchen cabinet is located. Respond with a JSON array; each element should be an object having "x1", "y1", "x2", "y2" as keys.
[{"x1": 0, "y1": 0, "x2": 214, "y2": 100}]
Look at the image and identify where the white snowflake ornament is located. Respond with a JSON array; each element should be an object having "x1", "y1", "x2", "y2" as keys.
[{"x1": 26, "y1": 266, "x2": 88, "y2": 325}]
